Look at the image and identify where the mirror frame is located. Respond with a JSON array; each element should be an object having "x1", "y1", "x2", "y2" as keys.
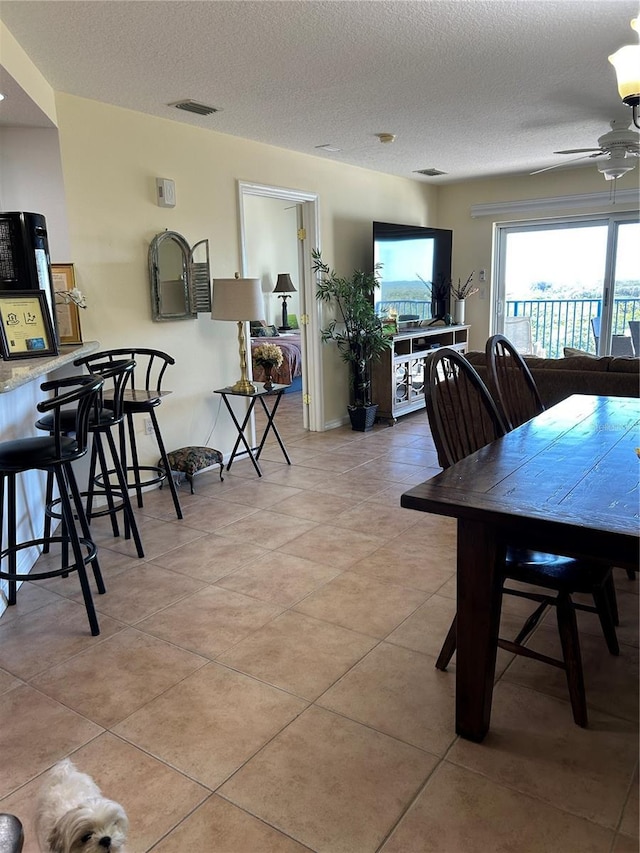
[{"x1": 149, "y1": 230, "x2": 195, "y2": 321}]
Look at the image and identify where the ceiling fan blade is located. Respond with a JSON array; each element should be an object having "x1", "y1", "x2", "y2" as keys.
[
  {"x1": 530, "y1": 152, "x2": 601, "y2": 175},
  {"x1": 553, "y1": 147, "x2": 602, "y2": 154}
]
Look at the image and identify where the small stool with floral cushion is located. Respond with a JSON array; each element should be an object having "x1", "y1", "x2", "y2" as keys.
[{"x1": 158, "y1": 446, "x2": 224, "y2": 494}]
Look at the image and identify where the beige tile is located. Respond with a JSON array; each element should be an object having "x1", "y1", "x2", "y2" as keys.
[
  {"x1": 447, "y1": 681, "x2": 638, "y2": 830},
  {"x1": 275, "y1": 489, "x2": 356, "y2": 523},
  {"x1": 0, "y1": 684, "x2": 102, "y2": 798},
  {"x1": 87, "y1": 563, "x2": 206, "y2": 623},
  {"x1": 0, "y1": 580, "x2": 64, "y2": 625},
  {"x1": 148, "y1": 533, "x2": 268, "y2": 582},
  {"x1": 178, "y1": 495, "x2": 260, "y2": 532},
  {"x1": 152, "y1": 794, "x2": 311, "y2": 852},
  {"x1": 386, "y1": 594, "x2": 457, "y2": 656},
  {"x1": 0, "y1": 667, "x2": 22, "y2": 695},
  {"x1": 113, "y1": 663, "x2": 306, "y2": 789},
  {"x1": 215, "y1": 551, "x2": 341, "y2": 606},
  {"x1": 619, "y1": 765, "x2": 639, "y2": 839},
  {"x1": 0, "y1": 732, "x2": 209, "y2": 853},
  {"x1": 223, "y1": 479, "x2": 304, "y2": 509},
  {"x1": 136, "y1": 586, "x2": 283, "y2": 657},
  {"x1": 220, "y1": 705, "x2": 437, "y2": 853},
  {"x1": 0, "y1": 598, "x2": 124, "y2": 680},
  {"x1": 280, "y1": 526, "x2": 387, "y2": 570},
  {"x1": 294, "y1": 571, "x2": 427, "y2": 638},
  {"x1": 261, "y1": 463, "x2": 335, "y2": 489},
  {"x1": 31, "y1": 627, "x2": 207, "y2": 727},
  {"x1": 613, "y1": 833, "x2": 640, "y2": 853},
  {"x1": 101, "y1": 516, "x2": 206, "y2": 559},
  {"x1": 319, "y1": 641, "x2": 456, "y2": 755},
  {"x1": 219, "y1": 610, "x2": 377, "y2": 699},
  {"x1": 380, "y1": 760, "x2": 614, "y2": 853},
  {"x1": 350, "y1": 543, "x2": 455, "y2": 592},
  {"x1": 214, "y1": 509, "x2": 318, "y2": 550},
  {"x1": 503, "y1": 623, "x2": 639, "y2": 723},
  {"x1": 307, "y1": 471, "x2": 390, "y2": 502},
  {"x1": 332, "y1": 502, "x2": 417, "y2": 539}
]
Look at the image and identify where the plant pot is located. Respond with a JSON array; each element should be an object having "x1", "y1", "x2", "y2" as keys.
[
  {"x1": 454, "y1": 299, "x2": 465, "y2": 324},
  {"x1": 348, "y1": 403, "x2": 378, "y2": 432}
]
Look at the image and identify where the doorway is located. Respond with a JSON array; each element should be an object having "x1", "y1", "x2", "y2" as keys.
[
  {"x1": 238, "y1": 181, "x2": 323, "y2": 431},
  {"x1": 494, "y1": 214, "x2": 640, "y2": 357}
]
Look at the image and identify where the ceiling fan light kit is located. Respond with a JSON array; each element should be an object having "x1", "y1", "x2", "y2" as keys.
[{"x1": 609, "y1": 18, "x2": 640, "y2": 130}]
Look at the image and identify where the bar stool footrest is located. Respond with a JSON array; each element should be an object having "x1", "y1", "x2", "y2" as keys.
[{"x1": 0, "y1": 535, "x2": 98, "y2": 581}]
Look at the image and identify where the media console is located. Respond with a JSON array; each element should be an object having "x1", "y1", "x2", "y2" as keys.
[{"x1": 372, "y1": 324, "x2": 470, "y2": 424}]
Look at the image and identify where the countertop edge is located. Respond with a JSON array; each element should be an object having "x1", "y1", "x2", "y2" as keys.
[{"x1": 0, "y1": 341, "x2": 101, "y2": 393}]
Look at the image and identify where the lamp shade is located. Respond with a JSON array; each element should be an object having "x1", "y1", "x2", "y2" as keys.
[
  {"x1": 273, "y1": 273, "x2": 296, "y2": 294},
  {"x1": 211, "y1": 278, "x2": 264, "y2": 321},
  {"x1": 609, "y1": 43, "x2": 640, "y2": 101}
]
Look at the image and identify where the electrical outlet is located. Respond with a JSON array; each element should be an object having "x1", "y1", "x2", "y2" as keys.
[
  {"x1": 479, "y1": 269, "x2": 487, "y2": 282},
  {"x1": 144, "y1": 417, "x2": 154, "y2": 435}
]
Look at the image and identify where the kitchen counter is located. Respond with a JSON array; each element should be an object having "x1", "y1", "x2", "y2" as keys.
[{"x1": 0, "y1": 341, "x2": 100, "y2": 393}]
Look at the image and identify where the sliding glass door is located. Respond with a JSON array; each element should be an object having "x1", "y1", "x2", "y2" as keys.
[{"x1": 494, "y1": 214, "x2": 639, "y2": 358}]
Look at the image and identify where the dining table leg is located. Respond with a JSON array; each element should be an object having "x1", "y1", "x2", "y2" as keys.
[{"x1": 455, "y1": 518, "x2": 505, "y2": 742}]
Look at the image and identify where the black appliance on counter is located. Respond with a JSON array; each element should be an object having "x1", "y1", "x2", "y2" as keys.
[{"x1": 0, "y1": 211, "x2": 58, "y2": 344}]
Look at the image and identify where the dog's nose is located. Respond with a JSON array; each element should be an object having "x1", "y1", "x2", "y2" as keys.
[{"x1": 98, "y1": 837, "x2": 111, "y2": 849}]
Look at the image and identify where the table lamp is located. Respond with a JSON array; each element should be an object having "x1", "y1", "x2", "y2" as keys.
[
  {"x1": 273, "y1": 273, "x2": 296, "y2": 331},
  {"x1": 212, "y1": 276, "x2": 264, "y2": 394}
]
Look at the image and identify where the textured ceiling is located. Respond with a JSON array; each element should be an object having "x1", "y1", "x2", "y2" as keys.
[{"x1": 0, "y1": 0, "x2": 639, "y2": 183}]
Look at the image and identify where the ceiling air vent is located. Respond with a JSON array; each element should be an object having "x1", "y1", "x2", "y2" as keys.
[
  {"x1": 414, "y1": 168, "x2": 448, "y2": 176},
  {"x1": 169, "y1": 100, "x2": 221, "y2": 117}
]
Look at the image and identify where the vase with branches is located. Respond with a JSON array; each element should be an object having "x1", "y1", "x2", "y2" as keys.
[{"x1": 313, "y1": 249, "x2": 391, "y2": 430}]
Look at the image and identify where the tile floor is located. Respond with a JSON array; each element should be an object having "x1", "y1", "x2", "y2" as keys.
[{"x1": 0, "y1": 391, "x2": 638, "y2": 853}]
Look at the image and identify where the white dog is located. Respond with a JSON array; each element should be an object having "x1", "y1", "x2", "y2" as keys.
[{"x1": 35, "y1": 759, "x2": 128, "y2": 853}]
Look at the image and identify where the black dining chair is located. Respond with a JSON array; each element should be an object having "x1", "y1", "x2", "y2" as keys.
[
  {"x1": 426, "y1": 348, "x2": 620, "y2": 727},
  {"x1": 485, "y1": 333, "x2": 544, "y2": 430}
]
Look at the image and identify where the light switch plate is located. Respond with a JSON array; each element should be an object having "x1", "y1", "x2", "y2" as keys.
[{"x1": 156, "y1": 178, "x2": 176, "y2": 208}]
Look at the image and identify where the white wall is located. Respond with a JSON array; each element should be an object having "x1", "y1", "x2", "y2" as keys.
[
  {"x1": 243, "y1": 196, "x2": 300, "y2": 327},
  {"x1": 54, "y1": 92, "x2": 437, "y2": 435},
  {"x1": 0, "y1": 126, "x2": 71, "y2": 260}
]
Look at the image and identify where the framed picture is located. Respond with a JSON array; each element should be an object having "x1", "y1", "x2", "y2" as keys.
[
  {"x1": 51, "y1": 263, "x2": 83, "y2": 345},
  {"x1": 0, "y1": 290, "x2": 58, "y2": 360}
]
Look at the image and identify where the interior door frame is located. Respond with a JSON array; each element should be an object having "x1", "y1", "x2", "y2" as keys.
[
  {"x1": 493, "y1": 211, "x2": 639, "y2": 355},
  {"x1": 238, "y1": 180, "x2": 324, "y2": 431}
]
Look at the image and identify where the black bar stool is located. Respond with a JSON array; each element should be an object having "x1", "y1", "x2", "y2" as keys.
[
  {"x1": 36, "y1": 358, "x2": 144, "y2": 558},
  {"x1": 0, "y1": 375, "x2": 106, "y2": 636},
  {"x1": 92, "y1": 348, "x2": 183, "y2": 519}
]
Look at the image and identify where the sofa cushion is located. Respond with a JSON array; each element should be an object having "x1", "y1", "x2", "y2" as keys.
[
  {"x1": 525, "y1": 355, "x2": 610, "y2": 373},
  {"x1": 563, "y1": 347, "x2": 597, "y2": 358},
  {"x1": 609, "y1": 356, "x2": 640, "y2": 374}
]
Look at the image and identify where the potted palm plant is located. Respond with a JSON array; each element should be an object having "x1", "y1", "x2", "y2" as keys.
[{"x1": 313, "y1": 249, "x2": 391, "y2": 431}]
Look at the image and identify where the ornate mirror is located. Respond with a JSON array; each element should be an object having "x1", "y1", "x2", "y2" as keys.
[{"x1": 149, "y1": 230, "x2": 211, "y2": 321}]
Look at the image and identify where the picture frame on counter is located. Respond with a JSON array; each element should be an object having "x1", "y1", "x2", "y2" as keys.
[
  {"x1": 52, "y1": 263, "x2": 83, "y2": 345},
  {"x1": 0, "y1": 290, "x2": 58, "y2": 360}
]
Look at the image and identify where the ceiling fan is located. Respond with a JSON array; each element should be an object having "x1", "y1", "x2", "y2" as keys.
[{"x1": 531, "y1": 120, "x2": 640, "y2": 180}]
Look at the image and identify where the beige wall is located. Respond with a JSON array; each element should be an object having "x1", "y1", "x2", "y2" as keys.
[
  {"x1": 54, "y1": 93, "x2": 437, "y2": 445},
  {"x1": 438, "y1": 170, "x2": 639, "y2": 351}
]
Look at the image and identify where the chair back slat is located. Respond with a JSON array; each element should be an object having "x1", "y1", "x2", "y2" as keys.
[
  {"x1": 426, "y1": 348, "x2": 506, "y2": 469},
  {"x1": 74, "y1": 348, "x2": 174, "y2": 394},
  {"x1": 37, "y1": 376, "x2": 104, "y2": 458},
  {"x1": 485, "y1": 334, "x2": 544, "y2": 431}
]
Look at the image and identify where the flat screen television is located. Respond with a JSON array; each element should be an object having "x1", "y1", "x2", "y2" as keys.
[{"x1": 373, "y1": 221, "x2": 453, "y2": 321}]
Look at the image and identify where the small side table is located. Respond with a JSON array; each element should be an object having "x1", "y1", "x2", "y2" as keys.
[{"x1": 214, "y1": 383, "x2": 292, "y2": 477}]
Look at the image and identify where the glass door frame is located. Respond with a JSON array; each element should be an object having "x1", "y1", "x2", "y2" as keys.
[{"x1": 493, "y1": 211, "x2": 639, "y2": 356}]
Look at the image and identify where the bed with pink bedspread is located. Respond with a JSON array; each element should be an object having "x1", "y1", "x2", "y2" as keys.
[{"x1": 251, "y1": 335, "x2": 302, "y2": 386}]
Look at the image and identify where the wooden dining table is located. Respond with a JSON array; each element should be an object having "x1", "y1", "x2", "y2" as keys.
[{"x1": 401, "y1": 394, "x2": 640, "y2": 742}]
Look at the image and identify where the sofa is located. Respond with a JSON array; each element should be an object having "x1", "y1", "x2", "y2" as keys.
[{"x1": 465, "y1": 351, "x2": 640, "y2": 409}]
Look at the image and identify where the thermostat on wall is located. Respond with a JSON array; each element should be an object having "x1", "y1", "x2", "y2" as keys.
[{"x1": 156, "y1": 178, "x2": 176, "y2": 208}]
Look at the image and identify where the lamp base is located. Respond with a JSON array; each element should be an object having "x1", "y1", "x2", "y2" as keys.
[{"x1": 232, "y1": 377, "x2": 257, "y2": 395}]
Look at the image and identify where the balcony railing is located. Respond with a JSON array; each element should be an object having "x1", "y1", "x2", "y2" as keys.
[
  {"x1": 507, "y1": 298, "x2": 640, "y2": 359},
  {"x1": 375, "y1": 297, "x2": 640, "y2": 359}
]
